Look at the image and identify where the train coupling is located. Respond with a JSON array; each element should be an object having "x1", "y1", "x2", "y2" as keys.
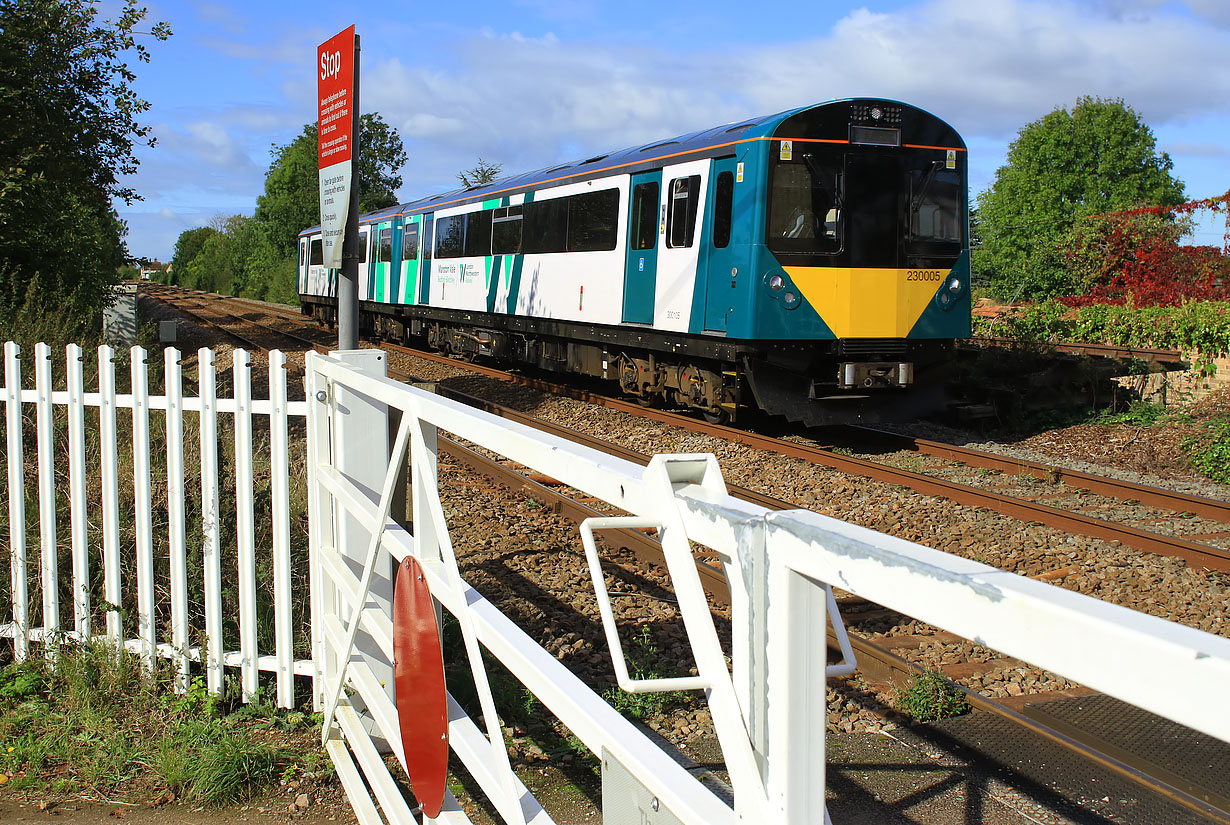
[{"x1": 833, "y1": 361, "x2": 914, "y2": 391}]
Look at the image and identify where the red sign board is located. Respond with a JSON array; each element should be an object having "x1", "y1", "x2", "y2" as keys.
[
  {"x1": 316, "y1": 25, "x2": 356, "y2": 269},
  {"x1": 393, "y1": 556, "x2": 449, "y2": 818},
  {"x1": 317, "y1": 25, "x2": 355, "y2": 166}
]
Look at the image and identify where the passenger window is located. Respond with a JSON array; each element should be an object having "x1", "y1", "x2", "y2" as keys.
[
  {"x1": 379, "y1": 228, "x2": 392, "y2": 263},
  {"x1": 492, "y1": 205, "x2": 523, "y2": 254},
  {"x1": 299, "y1": 241, "x2": 305, "y2": 267},
  {"x1": 567, "y1": 188, "x2": 619, "y2": 252},
  {"x1": 464, "y1": 210, "x2": 493, "y2": 257},
  {"x1": 522, "y1": 198, "x2": 568, "y2": 254},
  {"x1": 358, "y1": 230, "x2": 368, "y2": 263},
  {"x1": 713, "y1": 172, "x2": 733, "y2": 249},
  {"x1": 666, "y1": 175, "x2": 701, "y2": 248},
  {"x1": 309, "y1": 239, "x2": 323, "y2": 266},
  {"x1": 435, "y1": 215, "x2": 464, "y2": 258},
  {"x1": 402, "y1": 224, "x2": 419, "y2": 260},
  {"x1": 630, "y1": 182, "x2": 659, "y2": 251}
]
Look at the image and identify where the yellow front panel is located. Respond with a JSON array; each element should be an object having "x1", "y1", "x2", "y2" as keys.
[{"x1": 785, "y1": 266, "x2": 946, "y2": 339}]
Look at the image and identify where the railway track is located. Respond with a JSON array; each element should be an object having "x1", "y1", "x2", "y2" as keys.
[{"x1": 141, "y1": 284, "x2": 1230, "y2": 822}]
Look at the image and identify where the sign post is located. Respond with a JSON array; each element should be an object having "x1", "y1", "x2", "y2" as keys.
[{"x1": 317, "y1": 26, "x2": 360, "y2": 350}]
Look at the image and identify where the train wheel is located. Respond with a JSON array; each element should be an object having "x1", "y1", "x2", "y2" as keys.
[{"x1": 702, "y1": 408, "x2": 728, "y2": 425}]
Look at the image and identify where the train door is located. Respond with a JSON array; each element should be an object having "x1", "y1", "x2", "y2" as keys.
[
  {"x1": 622, "y1": 171, "x2": 661, "y2": 323},
  {"x1": 418, "y1": 214, "x2": 434, "y2": 304},
  {"x1": 357, "y1": 227, "x2": 371, "y2": 299},
  {"x1": 400, "y1": 216, "x2": 420, "y2": 304},
  {"x1": 373, "y1": 221, "x2": 393, "y2": 302},
  {"x1": 703, "y1": 158, "x2": 739, "y2": 332},
  {"x1": 298, "y1": 238, "x2": 307, "y2": 294}
]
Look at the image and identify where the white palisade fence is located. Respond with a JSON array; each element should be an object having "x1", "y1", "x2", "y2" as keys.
[{"x1": 0, "y1": 342, "x2": 310, "y2": 708}]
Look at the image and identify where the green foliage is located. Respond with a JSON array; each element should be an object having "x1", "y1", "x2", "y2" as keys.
[
  {"x1": 602, "y1": 626, "x2": 691, "y2": 720},
  {"x1": 254, "y1": 113, "x2": 407, "y2": 256},
  {"x1": 0, "y1": 643, "x2": 321, "y2": 806},
  {"x1": 974, "y1": 299, "x2": 1230, "y2": 374},
  {"x1": 0, "y1": 0, "x2": 170, "y2": 322},
  {"x1": 895, "y1": 670, "x2": 969, "y2": 722},
  {"x1": 975, "y1": 97, "x2": 1185, "y2": 300},
  {"x1": 1185, "y1": 414, "x2": 1230, "y2": 484},
  {"x1": 173, "y1": 215, "x2": 299, "y2": 303},
  {"x1": 169, "y1": 226, "x2": 220, "y2": 284},
  {"x1": 1098, "y1": 400, "x2": 1169, "y2": 427},
  {"x1": 458, "y1": 158, "x2": 503, "y2": 188}
]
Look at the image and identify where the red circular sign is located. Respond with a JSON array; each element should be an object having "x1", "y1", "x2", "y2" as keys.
[{"x1": 393, "y1": 555, "x2": 448, "y2": 818}]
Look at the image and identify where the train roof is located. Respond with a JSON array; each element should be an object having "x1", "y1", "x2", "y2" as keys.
[{"x1": 299, "y1": 98, "x2": 956, "y2": 235}]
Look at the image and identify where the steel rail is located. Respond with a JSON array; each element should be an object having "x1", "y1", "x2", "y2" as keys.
[
  {"x1": 150, "y1": 288, "x2": 1230, "y2": 571},
  {"x1": 846, "y1": 424, "x2": 1230, "y2": 524}
]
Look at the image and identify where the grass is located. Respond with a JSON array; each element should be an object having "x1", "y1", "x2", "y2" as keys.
[
  {"x1": 601, "y1": 625, "x2": 692, "y2": 721},
  {"x1": 895, "y1": 670, "x2": 969, "y2": 722},
  {"x1": 0, "y1": 641, "x2": 328, "y2": 806},
  {"x1": 1185, "y1": 412, "x2": 1230, "y2": 484}
]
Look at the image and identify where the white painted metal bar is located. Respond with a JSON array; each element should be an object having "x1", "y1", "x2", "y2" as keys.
[
  {"x1": 65, "y1": 344, "x2": 90, "y2": 638},
  {"x1": 164, "y1": 347, "x2": 189, "y2": 692},
  {"x1": 131, "y1": 347, "x2": 156, "y2": 670},
  {"x1": 198, "y1": 347, "x2": 224, "y2": 695},
  {"x1": 98, "y1": 345, "x2": 122, "y2": 647},
  {"x1": 269, "y1": 350, "x2": 295, "y2": 708},
  {"x1": 304, "y1": 356, "x2": 332, "y2": 711},
  {"x1": 33, "y1": 343, "x2": 58, "y2": 657},
  {"x1": 324, "y1": 738, "x2": 385, "y2": 825},
  {"x1": 762, "y1": 507, "x2": 1230, "y2": 744},
  {"x1": 335, "y1": 704, "x2": 416, "y2": 822},
  {"x1": 319, "y1": 416, "x2": 412, "y2": 742},
  {"x1": 233, "y1": 349, "x2": 258, "y2": 701},
  {"x1": 28, "y1": 390, "x2": 306, "y2": 417},
  {"x1": 4, "y1": 342, "x2": 29, "y2": 661}
]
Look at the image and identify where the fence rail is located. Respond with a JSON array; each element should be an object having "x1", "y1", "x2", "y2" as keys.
[{"x1": 1, "y1": 342, "x2": 310, "y2": 708}]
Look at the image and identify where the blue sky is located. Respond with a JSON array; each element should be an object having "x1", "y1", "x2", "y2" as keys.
[{"x1": 117, "y1": 0, "x2": 1230, "y2": 260}]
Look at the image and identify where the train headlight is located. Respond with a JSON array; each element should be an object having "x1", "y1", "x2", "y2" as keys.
[
  {"x1": 768, "y1": 274, "x2": 785, "y2": 291},
  {"x1": 947, "y1": 277, "x2": 962, "y2": 294},
  {"x1": 784, "y1": 291, "x2": 797, "y2": 305}
]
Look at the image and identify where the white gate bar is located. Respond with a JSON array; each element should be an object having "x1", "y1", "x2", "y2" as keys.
[
  {"x1": 269, "y1": 351, "x2": 295, "y2": 708},
  {"x1": 233, "y1": 349, "x2": 258, "y2": 701},
  {"x1": 198, "y1": 347, "x2": 224, "y2": 694},
  {"x1": 762, "y1": 507, "x2": 1230, "y2": 744},
  {"x1": 4, "y1": 342, "x2": 28, "y2": 661},
  {"x1": 324, "y1": 738, "x2": 385, "y2": 825},
  {"x1": 335, "y1": 704, "x2": 416, "y2": 822},
  {"x1": 98, "y1": 345, "x2": 122, "y2": 647},
  {"x1": 65, "y1": 345, "x2": 90, "y2": 638},
  {"x1": 164, "y1": 347, "x2": 190, "y2": 691},
  {"x1": 304, "y1": 357, "x2": 331, "y2": 711},
  {"x1": 34, "y1": 343, "x2": 58, "y2": 658},
  {"x1": 131, "y1": 347, "x2": 156, "y2": 670},
  {"x1": 13, "y1": 388, "x2": 306, "y2": 417}
]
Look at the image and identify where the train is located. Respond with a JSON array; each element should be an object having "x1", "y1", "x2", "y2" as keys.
[{"x1": 297, "y1": 98, "x2": 970, "y2": 426}]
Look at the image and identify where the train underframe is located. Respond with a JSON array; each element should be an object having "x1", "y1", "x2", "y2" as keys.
[{"x1": 301, "y1": 297, "x2": 955, "y2": 427}]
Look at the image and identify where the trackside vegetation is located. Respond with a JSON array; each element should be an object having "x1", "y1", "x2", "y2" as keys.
[{"x1": 0, "y1": 641, "x2": 331, "y2": 805}]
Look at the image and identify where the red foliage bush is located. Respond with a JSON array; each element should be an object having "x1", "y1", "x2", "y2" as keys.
[{"x1": 1059, "y1": 193, "x2": 1230, "y2": 308}]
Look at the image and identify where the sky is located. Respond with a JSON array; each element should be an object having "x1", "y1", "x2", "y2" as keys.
[{"x1": 115, "y1": 0, "x2": 1230, "y2": 261}]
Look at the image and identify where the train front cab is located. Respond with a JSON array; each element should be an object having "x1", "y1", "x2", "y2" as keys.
[{"x1": 737, "y1": 100, "x2": 971, "y2": 426}]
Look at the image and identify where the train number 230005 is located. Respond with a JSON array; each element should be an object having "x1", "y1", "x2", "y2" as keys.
[{"x1": 905, "y1": 270, "x2": 944, "y2": 282}]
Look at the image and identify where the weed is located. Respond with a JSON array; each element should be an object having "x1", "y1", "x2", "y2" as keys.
[
  {"x1": 1098, "y1": 400, "x2": 1169, "y2": 427},
  {"x1": 895, "y1": 670, "x2": 969, "y2": 722},
  {"x1": 1185, "y1": 414, "x2": 1230, "y2": 484},
  {"x1": 602, "y1": 626, "x2": 691, "y2": 721},
  {"x1": 0, "y1": 641, "x2": 319, "y2": 806}
]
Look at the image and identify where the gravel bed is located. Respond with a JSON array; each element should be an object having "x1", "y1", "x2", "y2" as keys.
[{"x1": 150, "y1": 308, "x2": 1230, "y2": 739}]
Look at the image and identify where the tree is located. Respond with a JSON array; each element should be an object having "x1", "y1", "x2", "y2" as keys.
[
  {"x1": 458, "y1": 158, "x2": 502, "y2": 188},
  {"x1": 170, "y1": 226, "x2": 220, "y2": 284},
  {"x1": 254, "y1": 113, "x2": 407, "y2": 255},
  {"x1": 0, "y1": 0, "x2": 170, "y2": 322},
  {"x1": 974, "y1": 97, "x2": 1185, "y2": 300}
]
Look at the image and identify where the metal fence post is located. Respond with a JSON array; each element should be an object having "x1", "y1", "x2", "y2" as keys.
[{"x1": 330, "y1": 349, "x2": 396, "y2": 716}]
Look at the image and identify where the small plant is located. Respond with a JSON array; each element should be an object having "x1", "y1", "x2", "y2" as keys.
[
  {"x1": 1098, "y1": 400, "x2": 1168, "y2": 427},
  {"x1": 895, "y1": 670, "x2": 969, "y2": 722},
  {"x1": 602, "y1": 626, "x2": 691, "y2": 721},
  {"x1": 1185, "y1": 414, "x2": 1230, "y2": 484}
]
